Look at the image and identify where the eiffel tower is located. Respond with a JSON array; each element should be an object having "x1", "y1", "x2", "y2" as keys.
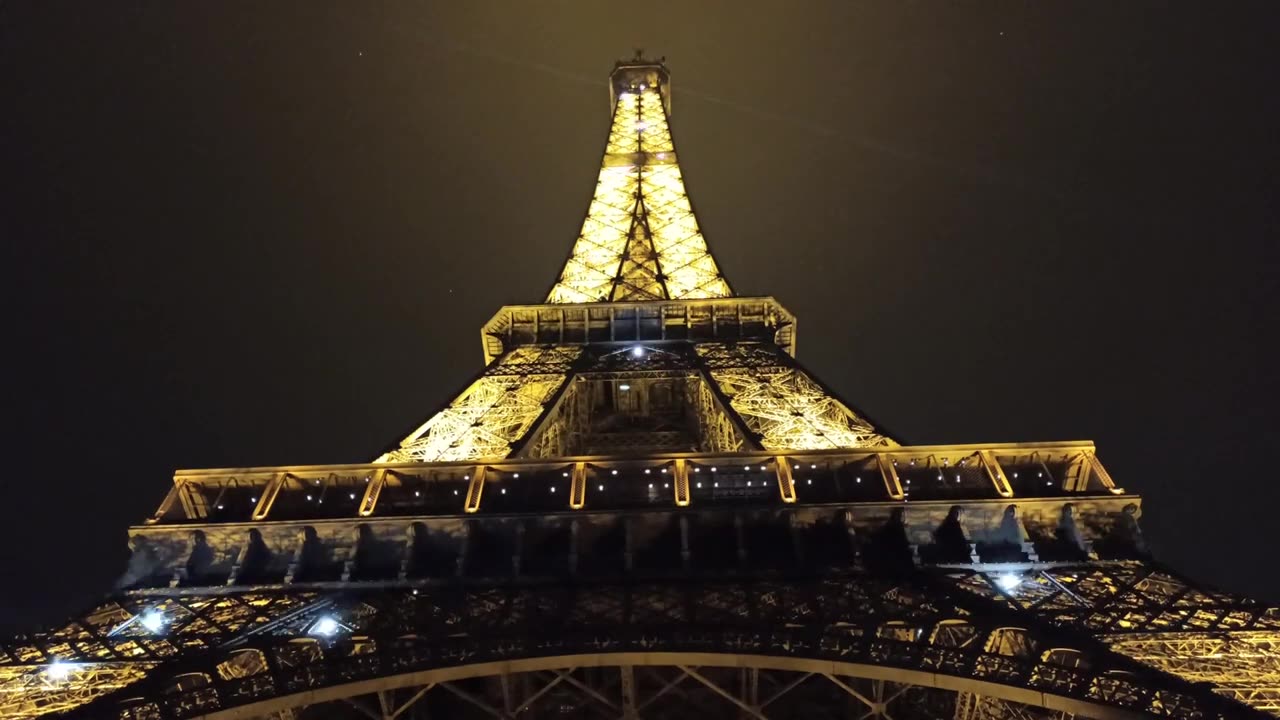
[{"x1": 3, "y1": 56, "x2": 1277, "y2": 720}]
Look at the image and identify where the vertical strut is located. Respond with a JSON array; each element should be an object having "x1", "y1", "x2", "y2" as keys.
[
  {"x1": 620, "y1": 665, "x2": 639, "y2": 719},
  {"x1": 359, "y1": 469, "x2": 387, "y2": 517},
  {"x1": 569, "y1": 462, "x2": 588, "y2": 509},
  {"x1": 979, "y1": 450, "x2": 1014, "y2": 498},
  {"x1": 673, "y1": 458, "x2": 691, "y2": 506},
  {"x1": 774, "y1": 457, "x2": 797, "y2": 503},
  {"x1": 251, "y1": 474, "x2": 286, "y2": 520},
  {"x1": 877, "y1": 454, "x2": 905, "y2": 500},
  {"x1": 464, "y1": 466, "x2": 487, "y2": 513}
]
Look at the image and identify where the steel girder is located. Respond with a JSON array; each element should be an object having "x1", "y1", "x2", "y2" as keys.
[
  {"x1": 376, "y1": 347, "x2": 583, "y2": 464},
  {"x1": 378, "y1": 343, "x2": 894, "y2": 467},
  {"x1": 2, "y1": 571, "x2": 1262, "y2": 720},
  {"x1": 283, "y1": 666, "x2": 1075, "y2": 720},
  {"x1": 940, "y1": 564, "x2": 1280, "y2": 713},
  {"x1": 695, "y1": 344, "x2": 896, "y2": 451},
  {"x1": 479, "y1": 297, "x2": 798, "y2": 364}
]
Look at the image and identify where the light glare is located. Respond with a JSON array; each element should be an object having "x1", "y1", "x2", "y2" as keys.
[
  {"x1": 312, "y1": 616, "x2": 341, "y2": 637},
  {"x1": 139, "y1": 610, "x2": 165, "y2": 634},
  {"x1": 45, "y1": 661, "x2": 72, "y2": 681}
]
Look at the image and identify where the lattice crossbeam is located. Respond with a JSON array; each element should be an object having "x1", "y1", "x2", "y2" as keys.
[
  {"x1": 1108, "y1": 634, "x2": 1280, "y2": 712},
  {"x1": 378, "y1": 347, "x2": 582, "y2": 463},
  {"x1": 954, "y1": 692, "x2": 1074, "y2": 720},
  {"x1": 4, "y1": 573, "x2": 1256, "y2": 720},
  {"x1": 942, "y1": 563, "x2": 1280, "y2": 716},
  {"x1": 225, "y1": 667, "x2": 1089, "y2": 720},
  {"x1": 0, "y1": 664, "x2": 152, "y2": 720},
  {"x1": 687, "y1": 374, "x2": 749, "y2": 453},
  {"x1": 547, "y1": 81, "x2": 730, "y2": 304},
  {"x1": 695, "y1": 344, "x2": 893, "y2": 451}
]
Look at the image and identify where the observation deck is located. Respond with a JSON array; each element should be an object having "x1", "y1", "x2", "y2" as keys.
[{"x1": 125, "y1": 441, "x2": 1139, "y2": 592}]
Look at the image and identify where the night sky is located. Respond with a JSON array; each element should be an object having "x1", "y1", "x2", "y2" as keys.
[{"x1": 3, "y1": 3, "x2": 1278, "y2": 630}]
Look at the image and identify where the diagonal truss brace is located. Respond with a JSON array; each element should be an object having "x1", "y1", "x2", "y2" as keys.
[
  {"x1": 695, "y1": 343, "x2": 895, "y2": 451},
  {"x1": 378, "y1": 347, "x2": 583, "y2": 464}
]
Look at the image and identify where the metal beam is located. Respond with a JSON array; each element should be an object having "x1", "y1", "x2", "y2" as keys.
[
  {"x1": 637, "y1": 666, "x2": 692, "y2": 712},
  {"x1": 673, "y1": 458, "x2": 691, "y2": 507},
  {"x1": 774, "y1": 458, "x2": 797, "y2": 503},
  {"x1": 878, "y1": 454, "x2": 905, "y2": 500},
  {"x1": 570, "y1": 462, "x2": 588, "y2": 510},
  {"x1": 553, "y1": 668, "x2": 619, "y2": 712},
  {"x1": 757, "y1": 672, "x2": 813, "y2": 709},
  {"x1": 464, "y1": 466, "x2": 487, "y2": 513},
  {"x1": 677, "y1": 666, "x2": 769, "y2": 720},
  {"x1": 823, "y1": 673, "x2": 878, "y2": 711},
  {"x1": 359, "y1": 469, "x2": 387, "y2": 517},
  {"x1": 512, "y1": 669, "x2": 570, "y2": 715},
  {"x1": 439, "y1": 681, "x2": 507, "y2": 719},
  {"x1": 388, "y1": 684, "x2": 435, "y2": 720},
  {"x1": 979, "y1": 450, "x2": 1014, "y2": 498},
  {"x1": 620, "y1": 665, "x2": 639, "y2": 719}
]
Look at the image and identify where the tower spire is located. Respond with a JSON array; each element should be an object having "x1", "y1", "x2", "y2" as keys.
[
  {"x1": 547, "y1": 57, "x2": 732, "y2": 303},
  {"x1": 374, "y1": 57, "x2": 896, "y2": 465}
]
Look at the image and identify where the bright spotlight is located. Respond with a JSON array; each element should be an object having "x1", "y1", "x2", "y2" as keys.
[
  {"x1": 631, "y1": 346, "x2": 644, "y2": 358},
  {"x1": 139, "y1": 610, "x2": 165, "y2": 634},
  {"x1": 995, "y1": 573, "x2": 1021, "y2": 592},
  {"x1": 45, "y1": 660, "x2": 72, "y2": 681},
  {"x1": 619, "y1": 384, "x2": 631, "y2": 391},
  {"x1": 311, "y1": 616, "x2": 342, "y2": 637}
]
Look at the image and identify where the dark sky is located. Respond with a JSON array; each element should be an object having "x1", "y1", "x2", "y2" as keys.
[{"x1": 3, "y1": 2, "x2": 1278, "y2": 630}]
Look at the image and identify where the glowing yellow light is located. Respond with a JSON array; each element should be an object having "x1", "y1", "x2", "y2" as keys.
[
  {"x1": 697, "y1": 346, "x2": 892, "y2": 451},
  {"x1": 548, "y1": 87, "x2": 730, "y2": 304},
  {"x1": 378, "y1": 347, "x2": 583, "y2": 463}
]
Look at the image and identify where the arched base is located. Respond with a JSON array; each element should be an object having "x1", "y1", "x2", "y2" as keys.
[{"x1": 201, "y1": 653, "x2": 1131, "y2": 720}]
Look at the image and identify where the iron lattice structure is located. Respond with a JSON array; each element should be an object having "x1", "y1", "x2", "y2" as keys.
[
  {"x1": 378, "y1": 342, "x2": 893, "y2": 464},
  {"x1": 546, "y1": 61, "x2": 730, "y2": 304},
  {"x1": 4, "y1": 56, "x2": 1277, "y2": 720}
]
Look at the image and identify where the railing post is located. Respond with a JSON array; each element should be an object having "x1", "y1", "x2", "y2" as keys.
[
  {"x1": 979, "y1": 450, "x2": 1015, "y2": 498},
  {"x1": 673, "y1": 459, "x2": 691, "y2": 507},
  {"x1": 774, "y1": 457, "x2": 797, "y2": 503},
  {"x1": 569, "y1": 462, "x2": 587, "y2": 509},
  {"x1": 251, "y1": 473, "x2": 287, "y2": 521},
  {"x1": 358, "y1": 469, "x2": 387, "y2": 517},
  {"x1": 877, "y1": 454, "x2": 905, "y2": 500},
  {"x1": 464, "y1": 466, "x2": 487, "y2": 513}
]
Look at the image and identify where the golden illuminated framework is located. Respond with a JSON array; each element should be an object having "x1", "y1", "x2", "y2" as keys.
[
  {"x1": 376, "y1": 56, "x2": 893, "y2": 464},
  {"x1": 547, "y1": 60, "x2": 731, "y2": 304},
  {"x1": 377, "y1": 346, "x2": 583, "y2": 463},
  {"x1": 5, "y1": 55, "x2": 1278, "y2": 720},
  {"x1": 697, "y1": 344, "x2": 891, "y2": 451},
  {"x1": 942, "y1": 563, "x2": 1280, "y2": 714},
  {"x1": 379, "y1": 341, "x2": 894, "y2": 464}
]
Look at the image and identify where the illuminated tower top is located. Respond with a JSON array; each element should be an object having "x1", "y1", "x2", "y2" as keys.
[
  {"x1": 372, "y1": 56, "x2": 894, "y2": 464},
  {"x1": 547, "y1": 57, "x2": 733, "y2": 303}
]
